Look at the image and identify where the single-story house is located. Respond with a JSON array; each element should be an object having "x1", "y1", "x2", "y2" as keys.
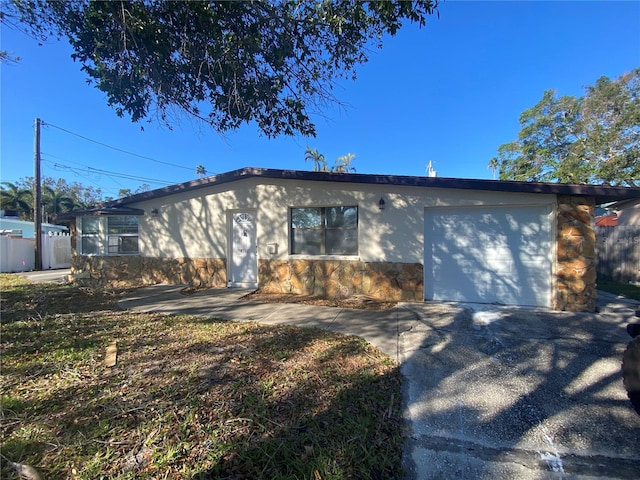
[
  {"x1": 61, "y1": 167, "x2": 640, "y2": 312},
  {"x1": 0, "y1": 213, "x2": 69, "y2": 238}
]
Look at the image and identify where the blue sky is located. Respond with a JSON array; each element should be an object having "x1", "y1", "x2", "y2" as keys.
[{"x1": 2, "y1": 1, "x2": 639, "y2": 199}]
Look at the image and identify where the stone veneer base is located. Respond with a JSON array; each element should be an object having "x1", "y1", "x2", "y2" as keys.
[
  {"x1": 71, "y1": 256, "x2": 423, "y2": 302},
  {"x1": 258, "y1": 259, "x2": 424, "y2": 302},
  {"x1": 71, "y1": 256, "x2": 227, "y2": 289}
]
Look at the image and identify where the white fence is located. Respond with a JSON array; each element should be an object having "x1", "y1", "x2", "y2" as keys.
[
  {"x1": 0, "y1": 232, "x2": 71, "y2": 273},
  {"x1": 43, "y1": 232, "x2": 72, "y2": 270},
  {"x1": 0, "y1": 236, "x2": 35, "y2": 272},
  {"x1": 596, "y1": 226, "x2": 640, "y2": 283}
]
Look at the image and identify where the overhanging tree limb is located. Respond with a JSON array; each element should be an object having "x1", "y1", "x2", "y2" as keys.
[{"x1": 3, "y1": 0, "x2": 439, "y2": 138}]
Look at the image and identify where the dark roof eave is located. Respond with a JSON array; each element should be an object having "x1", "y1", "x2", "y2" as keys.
[
  {"x1": 77, "y1": 167, "x2": 640, "y2": 209},
  {"x1": 56, "y1": 206, "x2": 145, "y2": 220}
]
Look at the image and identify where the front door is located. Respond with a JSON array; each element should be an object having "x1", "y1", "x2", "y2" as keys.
[{"x1": 230, "y1": 211, "x2": 257, "y2": 287}]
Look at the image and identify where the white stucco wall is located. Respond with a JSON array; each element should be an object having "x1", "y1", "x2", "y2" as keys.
[{"x1": 129, "y1": 177, "x2": 556, "y2": 265}]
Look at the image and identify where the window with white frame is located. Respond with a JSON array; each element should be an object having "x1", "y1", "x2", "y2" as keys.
[
  {"x1": 80, "y1": 216, "x2": 101, "y2": 255},
  {"x1": 107, "y1": 216, "x2": 139, "y2": 254},
  {"x1": 79, "y1": 215, "x2": 139, "y2": 255},
  {"x1": 290, "y1": 206, "x2": 358, "y2": 255}
]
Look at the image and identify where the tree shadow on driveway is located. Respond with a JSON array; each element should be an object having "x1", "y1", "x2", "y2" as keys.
[{"x1": 400, "y1": 302, "x2": 640, "y2": 479}]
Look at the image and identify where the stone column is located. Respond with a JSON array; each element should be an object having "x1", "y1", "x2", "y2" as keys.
[{"x1": 555, "y1": 195, "x2": 597, "y2": 312}]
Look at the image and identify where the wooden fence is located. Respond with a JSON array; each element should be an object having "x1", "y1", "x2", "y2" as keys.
[{"x1": 596, "y1": 225, "x2": 640, "y2": 283}]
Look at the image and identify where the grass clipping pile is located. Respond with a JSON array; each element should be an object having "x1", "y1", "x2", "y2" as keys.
[{"x1": 1, "y1": 275, "x2": 403, "y2": 480}]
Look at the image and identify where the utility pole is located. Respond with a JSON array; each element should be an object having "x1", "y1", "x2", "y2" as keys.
[{"x1": 34, "y1": 117, "x2": 42, "y2": 271}]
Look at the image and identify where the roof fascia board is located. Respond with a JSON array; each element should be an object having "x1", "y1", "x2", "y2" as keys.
[
  {"x1": 56, "y1": 206, "x2": 145, "y2": 220},
  {"x1": 102, "y1": 167, "x2": 640, "y2": 207}
]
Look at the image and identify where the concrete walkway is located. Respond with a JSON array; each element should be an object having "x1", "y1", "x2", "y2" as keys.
[
  {"x1": 14, "y1": 268, "x2": 71, "y2": 284},
  {"x1": 118, "y1": 285, "x2": 415, "y2": 361},
  {"x1": 118, "y1": 285, "x2": 640, "y2": 480}
]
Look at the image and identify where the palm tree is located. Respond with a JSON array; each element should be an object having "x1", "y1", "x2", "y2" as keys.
[
  {"x1": 332, "y1": 153, "x2": 356, "y2": 173},
  {"x1": 0, "y1": 182, "x2": 33, "y2": 219},
  {"x1": 488, "y1": 157, "x2": 499, "y2": 180},
  {"x1": 42, "y1": 186, "x2": 77, "y2": 222},
  {"x1": 304, "y1": 147, "x2": 328, "y2": 172},
  {"x1": 195, "y1": 165, "x2": 207, "y2": 178}
]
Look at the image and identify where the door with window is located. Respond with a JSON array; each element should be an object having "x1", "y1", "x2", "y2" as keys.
[{"x1": 230, "y1": 212, "x2": 257, "y2": 287}]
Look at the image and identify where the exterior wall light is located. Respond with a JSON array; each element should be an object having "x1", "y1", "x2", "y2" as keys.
[
  {"x1": 378, "y1": 197, "x2": 385, "y2": 210},
  {"x1": 150, "y1": 208, "x2": 159, "y2": 217}
]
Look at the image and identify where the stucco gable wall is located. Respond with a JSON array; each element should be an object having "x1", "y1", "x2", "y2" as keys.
[
  {"x1": 134, "y1": 179, "x2": 260, "y2": 258},
  {"x1": 258, "y1": 179, "x2": 555, "y2": 264},
  {"x1": 127, "y1": 177, "x2": 556, "y2": 264}
]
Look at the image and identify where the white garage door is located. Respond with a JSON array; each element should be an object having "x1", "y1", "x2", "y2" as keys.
[{"x1": 424, "y1": 205, "x2": 552, "y2": 307}]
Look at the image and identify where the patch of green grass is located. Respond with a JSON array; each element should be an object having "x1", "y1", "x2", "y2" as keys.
[
  {"x1": 598, "y1": 279, "x2": 640, "y2": 301},
  {"x1": 0, "y1": 274, "x2": 403, "y2": 479}
]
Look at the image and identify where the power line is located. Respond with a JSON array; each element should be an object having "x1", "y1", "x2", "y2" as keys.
[
  {"x1": 43, "y1": 158, "x2": 127, "y2": 190},
  {"x1": 41, "y1": 151, "x2": 122, "y2": 176},
  {"x1": 88, "y1": 166, "x2": 171, "y2": 185},
  {"x1": 41, "y1": 121, "x2": 196, "y2": 171},
  {"x1": 45, "y1": 163, "x2": 126, "y2": 196},
  {"x1": 41, "y1": 152, "x2": 174, "y2": 193},
  {"x1": 41, "y1": 158, "x2": 172, "y2": 186}
]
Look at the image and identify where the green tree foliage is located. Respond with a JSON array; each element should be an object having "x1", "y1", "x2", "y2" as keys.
[
  {"x1": 195, "y1": 165, "x2": 207, "y2": 178},
  {"x1": 0, "y1": 49, "x2": 20, "y2": 63},
  {"x1": 487, "y1": 157, "x2": 498, "y2": 179},
  {"x1": 7, "y1": 177, "x2": 106, "y2": 220},
  {"x1": 332, "y1": 153, "x2": 356, "y2": 173},
  {"x1": 48, "y1": 179, "x2": 103, "y2": 208},
  {"x1": 492, "y1": 69, "x2": 640, "y2": 187},
  {"x1": 4, "y1": 0, "x2": 439, "y2": 137},
  {"x1": 41, "y1": 185, "x2": 77, "y2": 222},
  {"x1": 0, "y1": 182, "x2": 33, "y2": 219},
  {"x1": 0, "y1": 10, "x2": 21, "y2": 63},
  {"x1": 304, "y1": 147, "x2": 357, "y2": 173},
  {"x1": 304, "y1": 147, "x2": 328, "y2": 172},
  {"x1": 117, "y1": 183, "x2": 150, "y2": 198}
]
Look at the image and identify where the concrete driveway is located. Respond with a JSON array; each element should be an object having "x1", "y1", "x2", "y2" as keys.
[
  {"x1": 117, "y1": 285, "x2": 640, "y2": 479},
  {"x1": 400, "y1": 300, "x2": 640, "y2": 479}
]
